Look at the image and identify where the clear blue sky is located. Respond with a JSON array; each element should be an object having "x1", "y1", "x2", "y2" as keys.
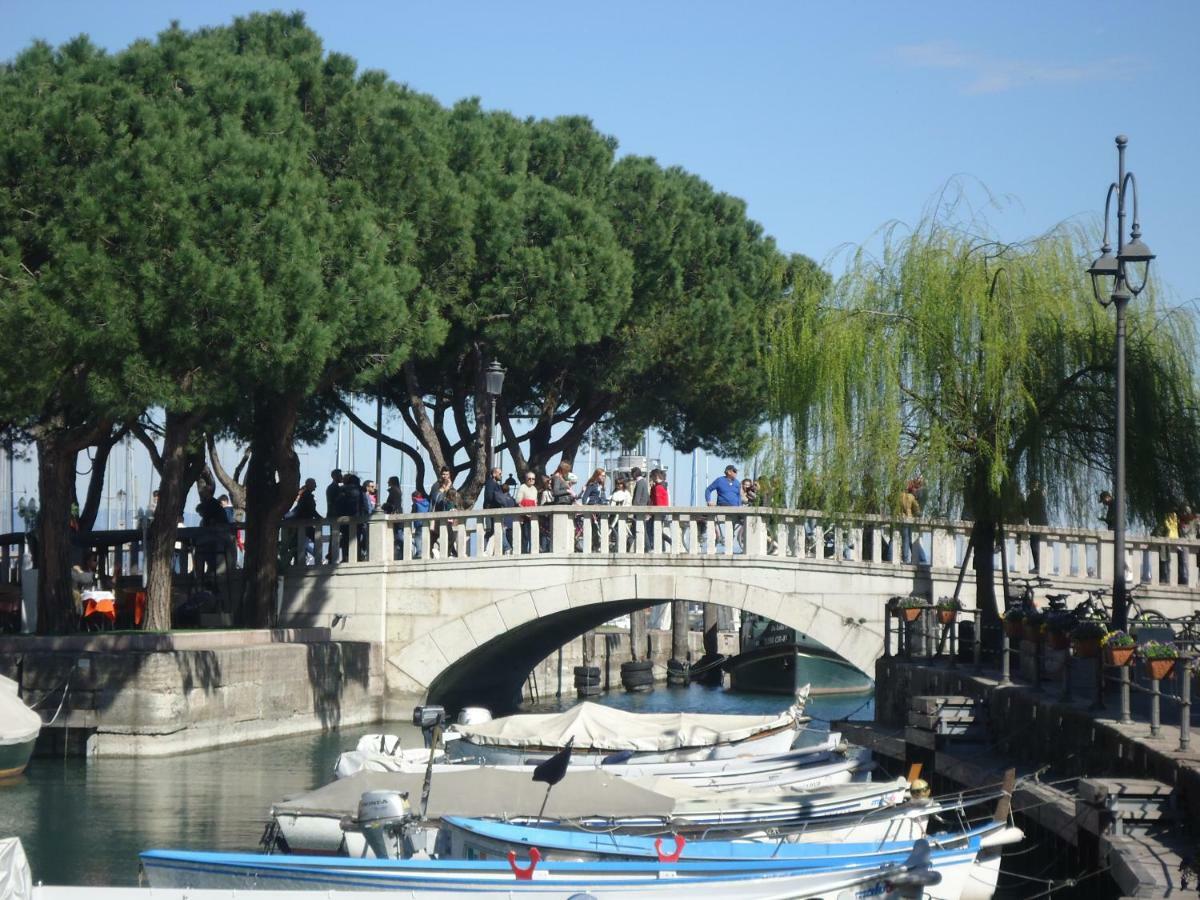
[{"x1": 2, "y1": 2, "x2": 1198, "y2": 519}]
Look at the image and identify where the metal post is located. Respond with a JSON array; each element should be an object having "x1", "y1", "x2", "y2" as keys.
[
  {"x1": 1033, "y1": 632, "x2": 1043, "y2": 692},
  {"x1": 1149, "y1": 677, "x2": 1161, "y2": 738},
  {"x1": 1060, "y1": 650, "x2": 1071, "y2": 702},
  {"x1": 973, "y1": 613, "x2": 982, "y2": 672},
  {"x1": 1179, "y1": 659, "x2": 1191, "y2": 752},
  {"x1": 884, "y1": 610, "x2": 892, "y2": 658},
  {"x1": 1112, "y1": 137, "x2": 1129, "y2": 632},
  {"x1": 374, "y1": 394, "x2": 383, "y2": 501},
  {"x1": 923, "y1": 608, "x2": 934, "y2": 659},
  {"x1": 1001, "y1": 631, "x2": 1011, "y2": 685},
  {"x1": 1120, "y1": 665, "x2": 1132, "y2": 724}
]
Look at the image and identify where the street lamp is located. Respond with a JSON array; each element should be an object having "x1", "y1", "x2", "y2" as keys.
[
  {"x1": 485, "y1": 360, "x2": 507, "y2": 475},
  {"x1": 1087, "y1": 135, "x2": 1154, "y2": 631}
]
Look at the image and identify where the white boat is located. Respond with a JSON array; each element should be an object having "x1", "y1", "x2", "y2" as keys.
[
  {"x1": 443, "y1": 691, "x2": 809, "y2": 765},
  {"x1": 0, "y1": 675, "x2": 40, "y2": 778},
  {"x1": 269, "y1": 768, "x2": 907, "y2": 857},
  {"x1": 139, "y1": 841, "x2": 947, "y2": 898},
  {"x1": 336, "y1": 731, "x2": 866, "y2": 789}
]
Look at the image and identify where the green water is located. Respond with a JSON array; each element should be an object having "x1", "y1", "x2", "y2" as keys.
[{"x1": 1, "y1": 685, "x2": 869, "y2": 886}]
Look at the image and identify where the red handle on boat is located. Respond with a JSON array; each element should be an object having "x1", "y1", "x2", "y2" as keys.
[
  {"x1": 655, "y1": 834, "x2": 686, "y2": 862},
  {"x1": 507, "y1": 847, "x2": 541, "y2": 879}
]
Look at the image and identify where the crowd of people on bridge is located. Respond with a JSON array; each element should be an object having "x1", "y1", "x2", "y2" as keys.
[{"x1": 282, "y1": 462, "x2": 778, "y2": 562}]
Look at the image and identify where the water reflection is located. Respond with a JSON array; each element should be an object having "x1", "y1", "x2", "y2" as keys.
[{"x1": 1, "y1": 684, "x2": 870, "y2": 885}]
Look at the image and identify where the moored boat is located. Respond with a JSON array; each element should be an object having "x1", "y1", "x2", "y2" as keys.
[
  {"x1": 726, "y1": 616, "x2": 874, "y2": 696},
  {"x1": 443, "y1": 816, "x2": 1024, "y2": 900},
  {"x1": 443, "y1": 691, "x2": 809, "y2": 765},
  {"x1": 269, "y1": 768, "x2": 908, "y2": 857},
  {"x1": 139, "y1": 842, "x2": 945, "y2": 897},
  {"x1": 0, "y1": 675, "x2": 40, "y2": 779}
]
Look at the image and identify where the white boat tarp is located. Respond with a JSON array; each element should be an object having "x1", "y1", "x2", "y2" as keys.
[
  {"x1": 452, "y1": 694, "x2": 807, "y2": 752},
  {"x1": 0, "y1": 838, "x2": 31, "y2": 900},
  {"x1": 0, "y1": 676, "x2": 40, "y2": 748},
  {"x1": 274, "y1": 768, "x2": 683, "y2": 821}
]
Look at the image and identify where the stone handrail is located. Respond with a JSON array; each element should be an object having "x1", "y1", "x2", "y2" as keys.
[{"x1": 275, "y1": 505, "x2": 1200, "y2": 592}]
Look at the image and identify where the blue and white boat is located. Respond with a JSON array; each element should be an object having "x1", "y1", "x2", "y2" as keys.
[
  {"x1": 442, "y1": 817, "x2": 1023, "y2": 900},
  {"x1": 139, "y1": 843, "x2": 944, "y2": 898}
]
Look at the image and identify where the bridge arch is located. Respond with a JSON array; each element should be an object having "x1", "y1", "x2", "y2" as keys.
[{"x1": 399, "y1": 571, "x2": 891, "y2": 713}]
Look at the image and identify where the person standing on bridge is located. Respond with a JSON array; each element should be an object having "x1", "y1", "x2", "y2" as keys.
[
  {"x1": 705, "y1": 464, "x2": 741, "y2": 551},
  {"x1": 899, "y1": 479, "x2": 926, "y2": 565},
  {"x1": 483, "y1": 467, "x2": 504, "y2": 554},
  {"x1": 516, "y1": 471, "x2": 539, "y2": 554}
]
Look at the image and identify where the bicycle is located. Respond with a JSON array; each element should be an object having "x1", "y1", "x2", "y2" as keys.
[{"x1": 1004, "y1": 575, "x2": 1052, "y2": 612}]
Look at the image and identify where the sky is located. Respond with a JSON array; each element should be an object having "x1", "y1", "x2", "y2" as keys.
[{"x1": 2, "y1": 1, "x2": 1198, "y2": 524}]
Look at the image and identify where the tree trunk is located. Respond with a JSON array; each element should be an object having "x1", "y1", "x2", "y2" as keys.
[
  {"x1": 34, "y1": 434, "x2": 78, "y2": 634},
  {"x1": 143, "y1": 412, "x2": 204, "y2": 632},
  {"x1": 77, "y1": 426, "x2": 124, "y2": 532},
  {"x1": 971, "y1": 519, "x2": 1000, "y2": 628},
  {"x1": 240, "y1": 396, "x2": 301, "y2": 627}
]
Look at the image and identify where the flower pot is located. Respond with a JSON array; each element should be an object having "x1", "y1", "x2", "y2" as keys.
[
  {"x1": 1143, "y1": 658, "x2": 1176, "y2": 682},
  {"x1": 901, "y1": 607, "x2": 922, "y2": 623},
  {"x1": 1047, "y1": 631, "x2": 1070, "y2": 651},
  {"x1": 1004, "y1": 620, "x2": 1023, "y2": 639},
  {"x1": 1104, "y1": 646, "x2": 1135, "y2": 667},
  {"x1": 1072, "y1": 638, "x2": 1099, "y2": 659},
  {"x1": 937, "y1": 609, "x2": 957, "y2": 625}
]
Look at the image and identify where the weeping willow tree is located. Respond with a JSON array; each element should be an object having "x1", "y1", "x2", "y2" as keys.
[{"x1": 766, "y1": 197, "x2": 1200, "y2": 622}]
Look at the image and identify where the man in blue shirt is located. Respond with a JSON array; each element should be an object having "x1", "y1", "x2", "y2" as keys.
[
  {"x1": 704, "y1": 465, "x2": 742, "y2": 551},
  {"x1": 705, "y1": 465, "x2": 742, "y2": 507}
]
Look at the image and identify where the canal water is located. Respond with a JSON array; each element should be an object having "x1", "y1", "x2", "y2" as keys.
[{"x1": 1, "y1": 684, "x2": 869, "y2": 886}]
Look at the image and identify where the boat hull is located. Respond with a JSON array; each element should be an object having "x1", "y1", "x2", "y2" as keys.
[
  {"x1": 727, "y1": 635, "x2": 873, "y2": 697},
  {"x1": 140, "y1": 847, "x2": 952, "y2": 899},
  {"x1": 0, "y1": 736, "x2": 36, "y2": 779}
]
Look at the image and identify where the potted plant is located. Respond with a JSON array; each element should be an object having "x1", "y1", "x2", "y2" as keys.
[
  {"x1": 1003, "y1": 607, "x2": 1026, "y2": 639},
  {"x1": 1070, "y1": 619, "x2": 1106, "y2": 658},
  {"x1": 1045, "y1": 611, "x2": 1075, "y2": 651},
  {"x1": 1139, "y1": 641, "x2": 1179, "y2": 681},
  {"x1": 1101, "y1": 629, "x2": 1135, "y2": 667},
  {"x1": 936, "y1": 597, "x2": 963, "y2": 625},
  {"x1": 892, "y1": 596, "x2": 926, "y2": 623},
  {"x1": 1023, "y1": 610, "x2": 1046, "y2": 643}
]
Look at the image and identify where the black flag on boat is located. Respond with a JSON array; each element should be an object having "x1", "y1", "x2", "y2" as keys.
[{"x1": 532, "y1": 736, "x2": 574, "y2": 786}]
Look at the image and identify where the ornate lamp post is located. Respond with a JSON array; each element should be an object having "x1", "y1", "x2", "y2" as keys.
[
  {"x1": 1087, "y1": 135, "x2": 1154, "y2": 630},
  {"x1": 485, "y1": 360, "x2": 507, "y2": 475}
]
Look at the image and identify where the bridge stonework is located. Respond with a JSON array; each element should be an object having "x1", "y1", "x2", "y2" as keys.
[{"x1": 277, "y1": 508, "x2": 1199, "y2": 711}]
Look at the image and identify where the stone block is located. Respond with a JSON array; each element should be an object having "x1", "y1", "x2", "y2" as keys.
[
  {"x1": 429, "y1": 619, "x2": 477, "y2": 665},
  {"x1": 530, "y1": 584, "x2": 570, "y2": 618},
  {"x1": 389, "y1": 641, "x2": 450, "y2": 692},
  {"x1": 636, "y1": 572, "x2": 677, "y2": 601},
  {"x1": 600, "y1": 574, "x2": 638, "y2": 604},
  {"x1": 462, "y1": 604, "x2": 506, "y2": 647},
  {"x1": 494, "y1": 592, "x2": 537, "y2": 631},
  {"x1": 565, "y1": 578, "x2": 605, "y2": 608}
]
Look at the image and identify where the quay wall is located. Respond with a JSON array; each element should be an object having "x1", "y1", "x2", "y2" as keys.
[
  {"x1": 0, "y1": 630, "x2": 384, "y2": 757},
  {"x1": 872, "y1": 657, "x2": 1200, "y2": 823}
]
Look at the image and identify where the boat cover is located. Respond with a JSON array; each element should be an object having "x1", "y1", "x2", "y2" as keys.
[
  {"x1": 0, "y1": 676, "x2": 40, "y2": 748},
  {"x1": 0, "y1": 838, "x2": 31, "y2": 900},
  {"x1": 273, "y1": 768, "x2": 684, "y2": 821},
  {"x1": 452, "y1": 697, "x2": 806, "y2": 752}
]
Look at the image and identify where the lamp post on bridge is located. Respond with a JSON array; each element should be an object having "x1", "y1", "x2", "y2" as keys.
[
  {"x1": 1087, "y1": 135, "x2": 1154, "y2": 631},
  {"x1": 485, "y1": 360, "x2": 506, "y2": 476}
]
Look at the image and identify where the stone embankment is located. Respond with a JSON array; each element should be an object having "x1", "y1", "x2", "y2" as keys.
[{"x1": 0, "y1": 629, "x2": 383, "y2": 757}]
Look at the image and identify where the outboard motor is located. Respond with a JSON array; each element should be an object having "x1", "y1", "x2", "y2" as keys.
[{"x1": 355, "y1": 790, "x2": 415, "y2": 860}]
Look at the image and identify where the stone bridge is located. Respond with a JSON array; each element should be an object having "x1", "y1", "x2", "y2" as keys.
[{"x1": 277, "y1": 507, "x2": 1200, "y2": 711}]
